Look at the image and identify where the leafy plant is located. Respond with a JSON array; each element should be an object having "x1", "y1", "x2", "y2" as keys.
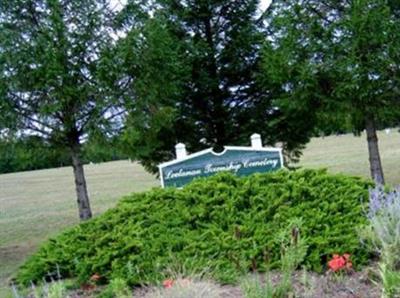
[
  {"x1": 11, "y1": 280, "x2": 69, "y2": 298},
  {"x1": 379, "y1": 263, "x2": 400, "y2": 298},
  {"x1": 241, "y1": 220, "x2": 307, "y2": 298},
  {"x1": 241, "y1": 275, "x2": 274, "y2": 298},
  {"x1": 16, "y1": 169, "x2": 372, "y2": 286},
  {"x1": 276, "y1": 219, "x2": 307, "y2": 296},
  {"x1": 99, "y1": 278, "x2": 131, "y2": 298},
  {"x1": 45, "y1": 282, "x2": 68, "y2": 298},
  {"x1": 363, "y1": 185, "x2": 400, "y2": 297}
]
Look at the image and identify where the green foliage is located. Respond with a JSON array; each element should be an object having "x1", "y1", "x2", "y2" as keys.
[
  {"x1": 115, "y1": 13, "x2": 189, "y2": 174},
  {"x1": 262, "y1": 0, "x2": 400, "y2": 176},
  {"x1": 0, "y1": 134, "x2": 127, "y2": 174},
  {"x1": 277, "y1": 219, "x2": 307, "y2": 296},
  {"x1": 241, "y1": 220, "x2": 307, "y2": 298},
  {"x1": 263, "y1": 0, "x2": 400, "y2": 134},
  {"x1": 0, "y1": 136, "x2": 70, "y2": 174},
  {"x1": 11, "y1": 280, "x2": 71, "y2": 298},
  {"x1": 0, "y1": 0, "x2": 133, "y2": 218},
  {"x1": 0, "y1": 0, "x2": 126, "y2": 144},
  {"x1": 16, "y1": 169, "x2": 372, "y2": 286},
  {"x1": 379, "y1": 263, "x2": 400, "y2": 298},
  {"x1": 363, "y1": 186, "x2": 400, "y2": 297},
  {"x1": 45, "y1": 282, "x2": 68, "y2": 298},
  {"x1": 119, "y1": 0, "x2": 312, "y2": 173},
  {"x1": 99, "y1": 278, "x2": 131, "y2": 298},
  {"x1": 241, "y1": 276, "x2": 274, "y2": 298},
  {"x1": 81, "y1": 134, "x2": 128, "y2": 165}
]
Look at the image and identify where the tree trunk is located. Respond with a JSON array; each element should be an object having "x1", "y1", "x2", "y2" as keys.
[
  {"x1": 365, "y1": 117, "x2": 385, "y2": 184},
  {"x1": 71, "y1": 147, "x2": 92, "y2": 220}
]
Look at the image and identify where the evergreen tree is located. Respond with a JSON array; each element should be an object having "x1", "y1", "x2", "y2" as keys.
[
  {"x1": 262, "y1": 0, "x2": 400, "y2": 183},
  {"x1": 120, "y1": 0, "x2": 311, "y2": 172},
  {"x1": 0, "y1": 0, "x2": 126, "y2": 219}
]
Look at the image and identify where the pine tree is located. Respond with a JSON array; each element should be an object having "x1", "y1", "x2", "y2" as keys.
[
  {"x1": 0, "y1": 0, "x2": 127, "y2": 219},
  {"x1": 120, "y1": 0, "x2": 310, "y2": 172},
  {"x1": 262, "y1": 0, "x2": 400, "y2": 183}
]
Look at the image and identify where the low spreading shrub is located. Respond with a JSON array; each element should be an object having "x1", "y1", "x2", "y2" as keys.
[{"x1": 16, "y1": 169, "x2": 373, "y2": 286}]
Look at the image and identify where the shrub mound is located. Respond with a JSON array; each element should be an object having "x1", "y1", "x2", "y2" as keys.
[{"x1": 17, "y1": 169, "x2": 372, "y2": 285}]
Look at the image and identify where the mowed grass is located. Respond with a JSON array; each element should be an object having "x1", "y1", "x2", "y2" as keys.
[
  {"x1": 0, "y1": 160, "x2": 158, "y2": 296},
  {"x1": 299, "y1": 130, "x2": 400, "y2": 185},
  {"x1": 0, "y1": 130, "x2": 399, "y2": 295}
]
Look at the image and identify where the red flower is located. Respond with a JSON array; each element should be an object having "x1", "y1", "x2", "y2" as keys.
[
  {"x1": 328, "y1": 254, "x2": 352, "y2": 272},
  {"x1": 163, "y1": 279, "x2": 174, "y2": 289}
]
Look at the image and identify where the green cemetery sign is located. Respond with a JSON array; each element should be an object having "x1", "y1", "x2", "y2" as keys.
[{"x1": 158, "y1": 134, "x2": 284, "y2": 188}]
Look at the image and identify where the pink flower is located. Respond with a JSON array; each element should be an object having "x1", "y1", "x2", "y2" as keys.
[{"x1": 163, "y1": 279, "x2": 174, "y2": 289}]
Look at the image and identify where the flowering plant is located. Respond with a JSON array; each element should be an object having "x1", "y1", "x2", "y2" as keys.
[
  {"x1": 328, "y1": 254, "x2": 352, "y2": 272},
  {"x1": 366, "y1": 185, "x2": 400, "y2": 296},
  {"x1": 163, "y1": 279, "x2": 174, "y2": 289}
]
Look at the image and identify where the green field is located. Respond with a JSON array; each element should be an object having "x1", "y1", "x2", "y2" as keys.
[
  {"x1": 1, "y1": 130, "x2": 399, "y2": 295},
  {"x1": 0, "y1": 161, "x2": 158, "y2": 296},
  {"x1": 299, "y1": 130, "x2": 400, "y2": 185}
]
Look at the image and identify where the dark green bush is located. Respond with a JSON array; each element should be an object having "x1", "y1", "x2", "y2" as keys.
[{"x1": 16, "y1": 169, "x2": 373, "y2": 285}]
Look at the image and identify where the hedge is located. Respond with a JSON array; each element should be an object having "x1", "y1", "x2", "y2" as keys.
[{"x1": 16, "y1": 169, "x2": 373, "y2": 285}]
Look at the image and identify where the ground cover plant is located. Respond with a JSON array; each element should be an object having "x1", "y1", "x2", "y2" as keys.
[{"x1": 15, "y1": 169, "x2": 373, "y2": 288}]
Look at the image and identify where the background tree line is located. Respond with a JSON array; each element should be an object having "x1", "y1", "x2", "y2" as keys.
[
  {"x1": 1, "y1": 0, "x2": 399, "y2": 219},
  {"x1": 0, "y1": 133, "x2": 127, "y2": 174}
]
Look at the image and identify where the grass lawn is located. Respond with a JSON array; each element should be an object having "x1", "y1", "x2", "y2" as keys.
[
  {"x1": 0, "y1": 160, "x2": 158, "y2": 296},
  {"x1": 299, "y1": 130, "x2": 400, "y2": 185},
  {"x1": 0, "y1": 130, "x2": 399, "y2": 296}
]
